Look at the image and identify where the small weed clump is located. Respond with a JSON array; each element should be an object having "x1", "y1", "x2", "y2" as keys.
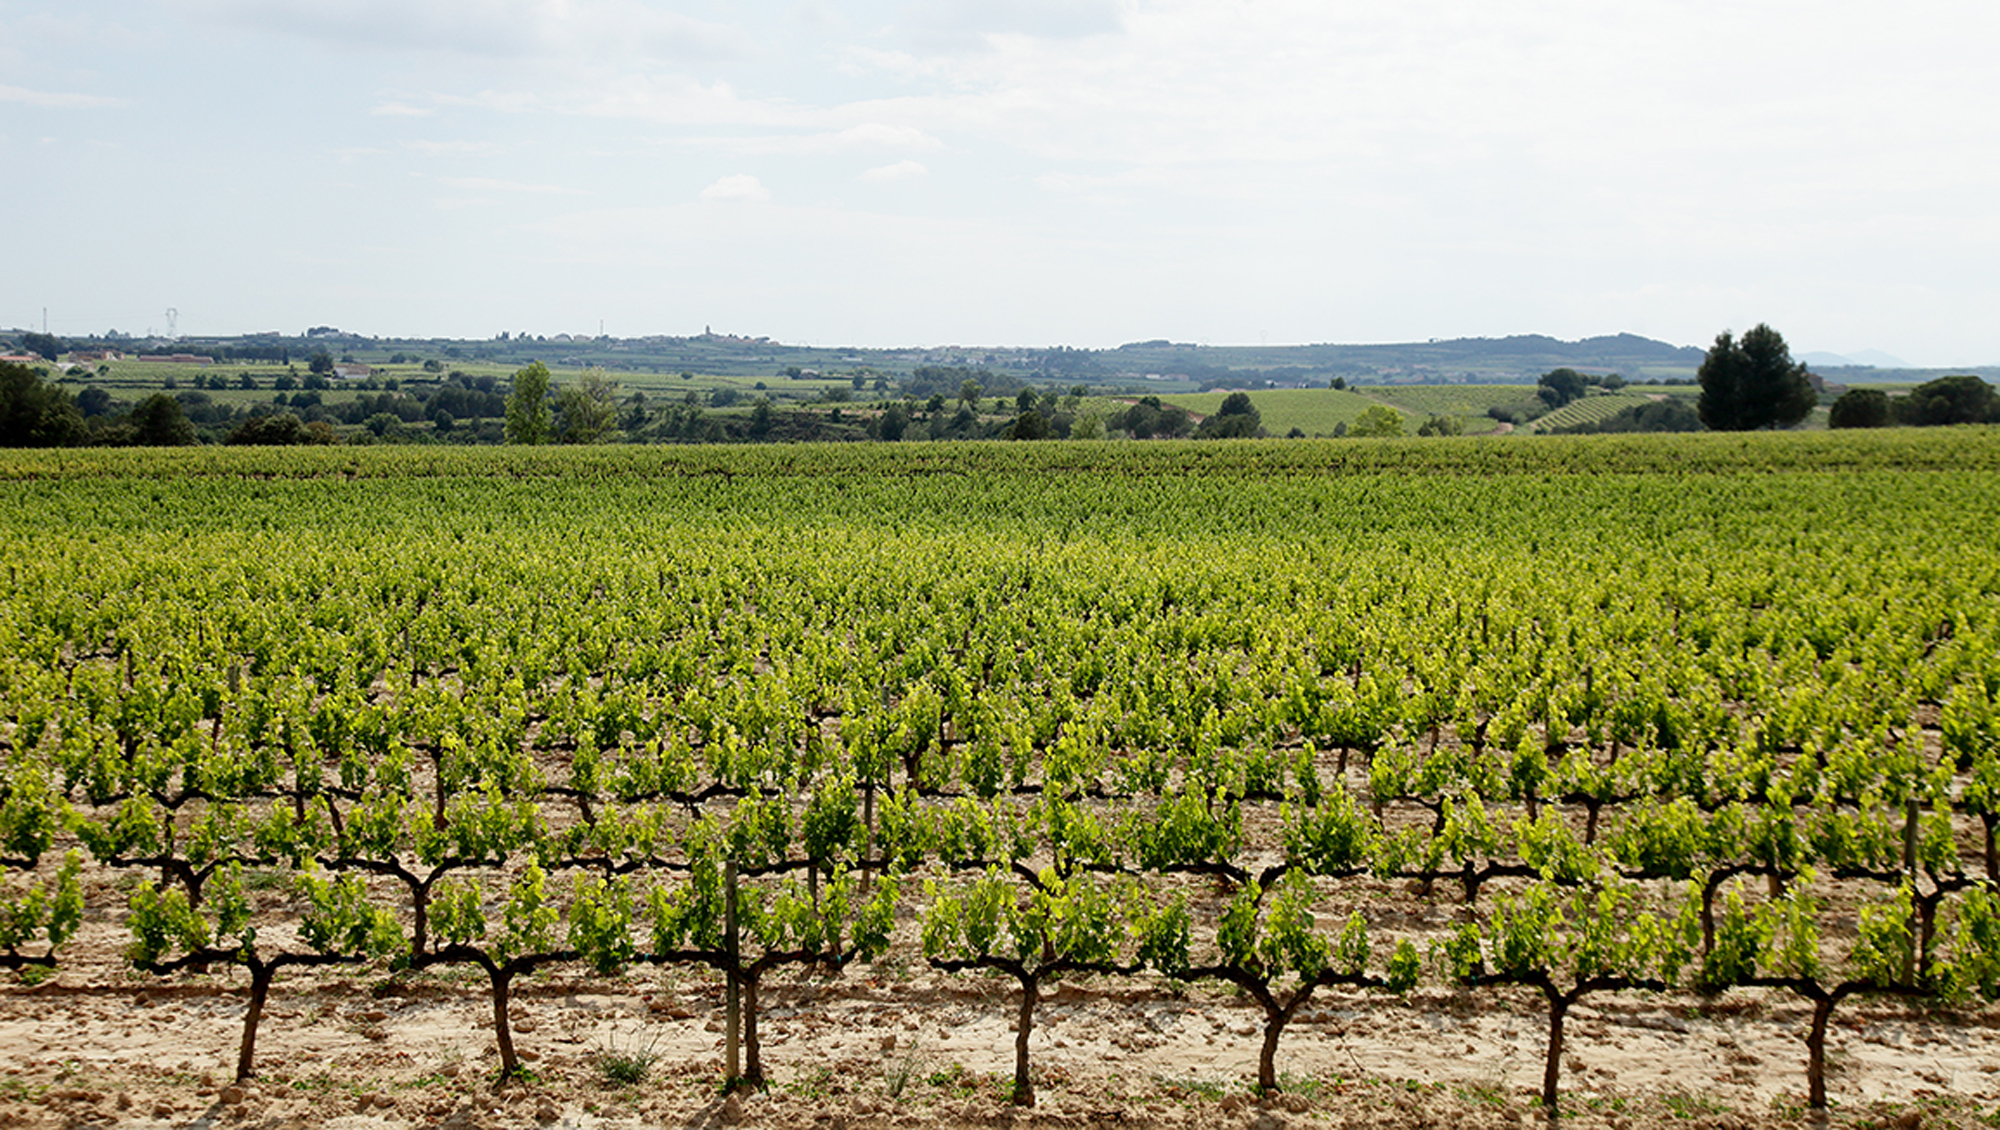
[{"x1": 593, "y1": 1028, "x2": 662, "y2": 1087}]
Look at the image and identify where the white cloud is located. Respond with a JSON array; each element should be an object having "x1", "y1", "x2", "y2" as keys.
[
  {"x1": 700, "y1": 174, "x2": 771, "y2": 202},
  {"x1": 371, "y1": 101, "x2": 432, "y2": 116},
  {"x1": 860, "y1": 160, "x2": 927, "y2": 183},
  {"x1": 0, "y1": 83, "x2": 123, "y2": 109}
]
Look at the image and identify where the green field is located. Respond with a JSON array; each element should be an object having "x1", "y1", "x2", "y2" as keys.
[
  {"x1": 1116, "y1": 388, "x2": 1444, "y2": 436},
  {"x1": 1354, "y1": 384, "x2": 1533, "y2": 419},
  {"x1": 1142, "y1": 388, "x2": 1402, "y2": 435},
  {"x1": 1524, "y1": 389, "x2": 1661, "y2": 432},
  {"x1": 1141, "y1": 385, "x2": 1711, "y2": 437}
]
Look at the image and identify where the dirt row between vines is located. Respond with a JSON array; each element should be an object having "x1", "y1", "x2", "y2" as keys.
[{"x1": 2, "y1": 916, "x2": 1996, "y2": 1130}]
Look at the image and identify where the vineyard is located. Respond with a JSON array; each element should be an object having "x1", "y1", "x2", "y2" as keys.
[{"x1": 4, "y1": 434, "x2": 2000, "y2": 1128}]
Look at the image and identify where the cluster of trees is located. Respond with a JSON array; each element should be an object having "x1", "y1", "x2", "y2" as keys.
[
  {"x1": 226, "y1": 413, "x2": 338, "y2": 445},
  {"x1": 164, "y1": 371, "x2": 264, "y2": 392},
  {"x1": 1194, "y1": 391, "x2": 1262, "y2": 438},
  {"x1": 1002, "y1": 387, "x2": 1092, "y2": 440},
  {"x1": 502, "y1": 363, "x2": 624, "y2": 444},
  {"x1": 1102, "y1": 396, "x2": 1193, "y2": 439},
  {"x1": 0, "y1": 360, "x2": 514, "y2": 448},
  {"x1": 1535, "y1": 367, "x2": 1627, "y2": 408},
  {"x1": 902, "y1": 365, "x2": 1030, "y2": 404},
  {"x1": 1, "y1": 361, "x2": 203, "y2": 446},
  {"x1": 1830, "y1": 375, "x2": 1999, "y2": 429},
  {"x1": 16, "y1": 332, "x2": 64, "y2": 362},
  {"x1": 138, "y1": 342, "x2": 291, "y2": 363}
]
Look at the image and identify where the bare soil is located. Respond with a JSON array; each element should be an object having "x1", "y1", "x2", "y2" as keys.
[{"x1": 3, "y1": 915, "x2": 1995, "y2": 1130}]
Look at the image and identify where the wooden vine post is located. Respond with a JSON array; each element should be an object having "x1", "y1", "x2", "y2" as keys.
[{"x1": 724, "y1": 860, "x2": 741, "y2": 1088}]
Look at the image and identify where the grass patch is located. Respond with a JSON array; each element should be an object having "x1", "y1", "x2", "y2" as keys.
[
  {"x1": 884, "y1": 1037, "x2": 922, "y2": 1099},
  {"x1": 1156, "y1": 1076, "x2": 1226, "y2": 1103},
  {"x1": 1459, "y1": 1080, "x2": 1510, "y2": 1108},
  {"x1": 1660, "y1": 1088, "x2": 1730, "y2": 1120},
  {"x1": 593, "y1": 1027, "x2": 662, "y2": 1087},
  {"x1": 782, "y1": 1067, "x2": 840, "y2": 1100}
]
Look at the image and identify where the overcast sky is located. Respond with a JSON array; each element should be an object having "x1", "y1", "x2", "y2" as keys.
[{"x1": 5, "y1": 0, "x2": 1998, "y2": 364}]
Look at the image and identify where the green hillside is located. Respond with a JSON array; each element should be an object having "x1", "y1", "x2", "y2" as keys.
[{"x1": 1526, "y1": 391, "x2": 1661, "y2": 433}]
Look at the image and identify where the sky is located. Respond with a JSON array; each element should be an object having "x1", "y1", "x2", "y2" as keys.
[{"x1": 4, "y1": 0, "x2": 1999, "y2": 365}]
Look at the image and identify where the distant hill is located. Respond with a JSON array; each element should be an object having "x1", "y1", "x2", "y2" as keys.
[
  {"x1": 1800, "y1": 349, "x2": 1913, "y2": 369},
  {"x1": 1103, "y1": 333, "x2": 1706, "y2": 387},
  {"x1": 4, "y1": 328, "x2": 1732, "y2": 388}
]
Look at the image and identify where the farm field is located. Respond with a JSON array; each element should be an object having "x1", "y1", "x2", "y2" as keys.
[
  {"x1": 4, "y1": 433, "x2": 2000, "y2": 1130},
  {"x1": 1349, "y1": 385, "x2": 1532, "y2": 423},
  {"x1": 1147, "y1": 389, "x2": 1416, "y2": 436}
]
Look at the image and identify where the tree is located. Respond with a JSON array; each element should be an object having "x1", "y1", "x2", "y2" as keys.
[
  {"x1": 1196, "y1": 392, "x2": 1261, "y2": 438},
  {"x1": 1005, "y1": 410, "x2": 1050, "y2": 440},
  {"x1": 1828, "y1": 388, "x2": 1892, "y2": 429},
  {"x1": 1696, "y1": 324, "x2": 1815, "y2": 431},
  {"x1": 555, "y1": 368, "x2": 620, "y2": 443},
  {"x1": 129, "y1": 393, "x2": 197, "y2": 446},
  {"x1": 20, "y1": 332, "x2": 64, "y2": 363},
  {"x1": 1106, "y1": 396, "x2": 1192, "y2": 440},
  {"x1": 505, "y1": 362, "x2": 552, "y2": 444},
  {"x1": 1537, "y1": 368, "x2": 1588, "y2": 408},
  {"x1": 0, "y1": 361, "x2": 86, "y2": 447},
  {"x1": 1349, "y1": 404, "x2": 1405, "y2": 438},
  {"x1": 877, "y1": 403, "x2": 909, "y2": 442},
  {"x1": 307, "y1": 349, "x2": 335, "y2": 376},
  {"x1": 1896, "y1": 375, "x2": 1998, "y2": 426},
  {"x1": 227, "y1": 413, "x2": 325, "y2": 445}
]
